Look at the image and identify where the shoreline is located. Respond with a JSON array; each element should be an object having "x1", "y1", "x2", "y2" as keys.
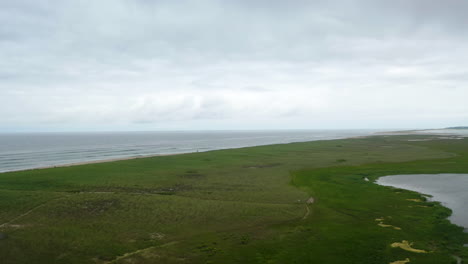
[
  {"x1": 0, "y1": 133, "x2": 379, "y2": 174},
  {"x1": 3, "y1": 129, "x2": 465, "y2": 174},
  {"x1": 0, "y1": 152, "x2": 188, "y2": 174},
  {"x1": 376, "y1": 174, "x2": 468, "y2": 232},
  {"x1": 376, "y1": 128, "x2": 468, "y2": 137}
]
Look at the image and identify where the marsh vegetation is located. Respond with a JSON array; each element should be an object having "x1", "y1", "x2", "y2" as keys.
[{"x1": 0, "y1": 135, "x2": 467, "y2": 263}]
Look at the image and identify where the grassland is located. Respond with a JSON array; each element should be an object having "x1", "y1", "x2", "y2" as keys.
[{"x1": 0, "y1": 134, "x2": 467, "y2": 263}]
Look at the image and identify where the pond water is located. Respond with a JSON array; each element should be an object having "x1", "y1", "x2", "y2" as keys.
[{"x1": 376, "y1": 174, "x2": 468, "y2": 231}]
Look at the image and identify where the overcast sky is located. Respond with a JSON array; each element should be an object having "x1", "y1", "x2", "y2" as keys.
[{"x1": 1, "y1": 0, "x2": 468, "y2": 132}]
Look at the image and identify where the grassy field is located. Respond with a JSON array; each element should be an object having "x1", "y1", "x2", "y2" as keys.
[{"x1": 0, "y1": 134, "x2": 467, "y2": 263}]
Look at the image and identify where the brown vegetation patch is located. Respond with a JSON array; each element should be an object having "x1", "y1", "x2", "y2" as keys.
[
  {"x1": 79, "y1": 199, "x2": 121, "y2": 216},
  {"x1": 180, "y1": 170, "x2": 205, "y2": 178},
  {"x1": 52, "y1": 199, "x2": 121, "y2": 219},
  {"x1": 243, "y1": 163, "x2": 282, "y2": 169}
]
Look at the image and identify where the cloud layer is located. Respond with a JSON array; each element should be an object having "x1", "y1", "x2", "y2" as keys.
[{"x1": 1, "y1": 0, "x2": 468, "y2": 131}]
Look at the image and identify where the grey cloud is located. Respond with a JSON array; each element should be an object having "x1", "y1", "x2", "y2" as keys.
[{"x1": 1, "y1": 0, "x2": 468, "y2": 130}]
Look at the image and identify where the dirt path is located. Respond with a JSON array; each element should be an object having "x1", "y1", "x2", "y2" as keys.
[
  {"x1": 0, "y1": 196, "x2": 65, "y2": 229},
  {"x1": 105, "y1": 241, "x2": 179, "y2": 264}
]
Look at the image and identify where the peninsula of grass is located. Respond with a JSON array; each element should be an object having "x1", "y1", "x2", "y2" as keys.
[{"x1": 0, "y1": 135, "x2": 467, "y2": 264}]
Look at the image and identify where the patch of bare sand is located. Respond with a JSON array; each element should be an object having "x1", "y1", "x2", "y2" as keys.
[
  {"x1": 375, "y1": 217, "x2": 401, "y2": 230},
  {"x1": 378, "y1": 223, "x2": 401, "y2": 230},
  {"x1": 406, "y1": 199, "x2": 423, "y2": 202},
  {"x1": 391, "y1": 240, "x2": 427, "y2": 253},
  {"x1": 302, "y1": 197, "x2": 315, "y2": 220},
  {"x1": 390, "y1": 258, "x2": 410, "y2": 264}
]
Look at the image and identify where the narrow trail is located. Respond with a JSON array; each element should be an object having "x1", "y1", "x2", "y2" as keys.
[
  {"x1": 78, "y1": 191, "x2": 296, "y2": 206},
  {"x1": 0, "y1": 196, "x2": 65, "y2": 229},
  {"x1": 302, "y1": 204, "x2": 310, "y2": 220},
  {"x1": 105, "y1": 241, "x2": 179, "y2": 264},
  {"x1": 104, "y1": 196, "x2": 313, "y2": 262}
]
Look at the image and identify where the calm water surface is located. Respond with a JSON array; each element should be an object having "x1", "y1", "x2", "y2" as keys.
[
  {"x1": 0, "y1": 129, "x2": 380, "y2": 173},
  {"x1": 377, "y1": 174, "x2": 468, "y2": 230}
]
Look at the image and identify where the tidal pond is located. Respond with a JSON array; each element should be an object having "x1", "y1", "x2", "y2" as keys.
[{"x1": 377, "y1": 174, "x2": 468, "y2": 230}]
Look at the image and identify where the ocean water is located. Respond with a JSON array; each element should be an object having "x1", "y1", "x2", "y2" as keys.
[
  {"x1": 377, "y1": 174, "x2": 468, "y2": 230},
  {"x1": 0, "y1": 129, "x2": 380, "y2": 173}
]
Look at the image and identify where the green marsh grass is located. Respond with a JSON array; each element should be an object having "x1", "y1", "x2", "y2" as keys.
[{"x1": 0, "y1": 135, "x2": 467, "y2": 263}]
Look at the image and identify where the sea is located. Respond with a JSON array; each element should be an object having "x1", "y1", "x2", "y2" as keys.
[{"x1": 0, "y1": 129, "x2": 381, "y2": 173}]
